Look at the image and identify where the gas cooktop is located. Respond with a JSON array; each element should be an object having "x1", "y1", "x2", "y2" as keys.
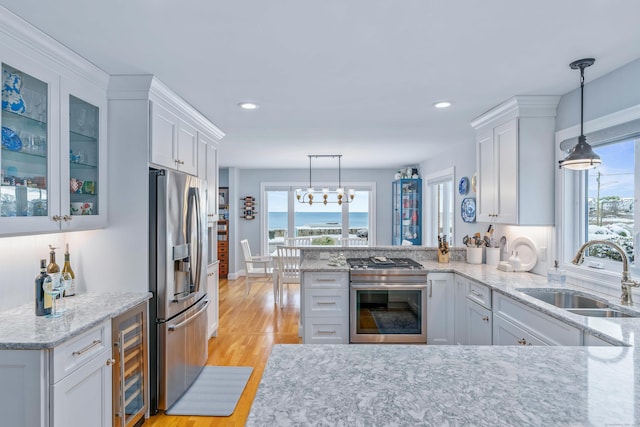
[{"x1": 347, "y1": 257, "x2": 424, "y2": 270}]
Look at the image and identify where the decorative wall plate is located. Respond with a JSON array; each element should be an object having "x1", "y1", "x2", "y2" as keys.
[
  {"x1": 458, "y1": 177, "x2": 469, "y2": 195},
  {"x1": 461, "y1": 197, "x2": 476, "y2": 223}
]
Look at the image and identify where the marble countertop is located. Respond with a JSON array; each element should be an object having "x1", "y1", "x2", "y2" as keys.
[
  {"x1": 0, "y1": 292, "x2": 151, "y2": 349},
  {"x1": 249, "y1": 258, "x2": 640, "y2": 425},
  {"x1": 248, "y1": 343, "x2": 640, "y2": 426}
]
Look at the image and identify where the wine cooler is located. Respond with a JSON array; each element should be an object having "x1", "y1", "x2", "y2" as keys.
[{"x1": 112, "y1": 302, "x2": 148, "y2": 427}]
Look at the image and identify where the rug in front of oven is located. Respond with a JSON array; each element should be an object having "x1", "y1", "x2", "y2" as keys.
[{"x1": 370, "y1": 309, "x2": 420, "y2": 334}]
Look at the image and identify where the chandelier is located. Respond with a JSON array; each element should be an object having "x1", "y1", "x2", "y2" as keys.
[{"x1": 296, "y1": 155, "x2": 355, "y2": 205}]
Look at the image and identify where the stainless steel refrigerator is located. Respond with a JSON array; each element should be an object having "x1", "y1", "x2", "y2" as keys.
[{"x1": 149, "y1": 168, "x2": 209, "y2": 413}]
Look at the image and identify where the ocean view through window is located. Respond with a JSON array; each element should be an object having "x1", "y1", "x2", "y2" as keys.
[{"x1": 265, "y1": 188, "x2": 371, "y2": 253}]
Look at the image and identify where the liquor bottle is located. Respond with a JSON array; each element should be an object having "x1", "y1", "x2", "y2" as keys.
[
  {"x1": 62, "y1": 243, "x2": 76, "y2": 297},
  {"x1": 47, "y1": 245, "x2": 60, "y2": 274},
  {"x1": 35, "y1": 259, "x2": 51, "y2": 316}
]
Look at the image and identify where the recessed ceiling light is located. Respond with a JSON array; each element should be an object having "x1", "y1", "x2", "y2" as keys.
[
  {"x1": 238, "y1": 102, "x2": 259, "y2": 110},
  {"x1": 433, "y1": 101, "x2": 452, "y2": 109}
]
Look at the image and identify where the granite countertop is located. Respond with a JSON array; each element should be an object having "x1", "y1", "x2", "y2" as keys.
[
  {"x1": 0, "y1": 292, "x2": 151, "y2": 350},
  {"x1": 250, "y1": 258, "x2": 640, "y2": 425}
]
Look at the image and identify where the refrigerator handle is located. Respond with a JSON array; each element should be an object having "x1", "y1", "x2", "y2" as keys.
[
  {"x1": 186, "y1": 187, "x2": 203, "y2": 294},
  {"x1": 167, "y1": 299, "x2": 210, "y2": 331}
]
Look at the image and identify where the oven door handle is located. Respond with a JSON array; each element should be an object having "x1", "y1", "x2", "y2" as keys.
[{"x1": 351, "y1": 284, "x2": 428, "y2": 290}]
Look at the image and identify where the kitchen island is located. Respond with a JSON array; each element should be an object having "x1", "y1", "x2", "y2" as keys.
[{"x1": 248, "y1": 249, "x2": 640, "y2": 426}]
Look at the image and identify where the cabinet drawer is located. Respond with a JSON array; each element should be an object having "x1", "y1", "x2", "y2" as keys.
[
  {"x1": 467, "y1": 281, "x2": 491, "y2": 309},
  {"x1": 303, "y1": 272, "x2": 348, "y2": 289},
  {"x1": 303, "y1": 317, "x2": 348, "y2": 344},
  {"x1": 304, "y1": 289, "x2": 348, "y2": 317},
  {"x1": 51, "y1": 321, "x2": 112, "y2": 384},
  {"x1": 217, "y1": 243, "x2": 228, "y2": 253},
  {"x1": 493, "y1": 293, "x2": 581, "y2": 346}
]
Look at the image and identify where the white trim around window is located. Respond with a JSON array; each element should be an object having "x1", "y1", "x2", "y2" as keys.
[{"x1": 556, "y1": 103, "x2": 640, "y2": 291}]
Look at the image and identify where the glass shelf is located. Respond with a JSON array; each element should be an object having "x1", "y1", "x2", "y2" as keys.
[
  {"x1": 70, "y1": 129, "x2": 98, "y2": 143},
  {"x1": 69, "y1": 160, "x2": 98, "y2": 169},
  {"x1": 1, "y1": 146, "x2": 47, "y2": 162}
]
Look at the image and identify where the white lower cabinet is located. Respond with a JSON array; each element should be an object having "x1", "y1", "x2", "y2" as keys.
[
  {"x1": 0, "y1": 321, "x2": 113, "y2": 426},
  {"x1": 302, "y1": 271, "x2": 349, "y2": 344},
  {"x1": 427, "y1": 273, "x2": 455, "y2": 345},
  {"x1": 453, "y1": 276, "x2": 467, "y2": 345},
  {"x1": 466, "y1": 300, "x2": 492, "y2": 345},
  {"x1": 492, "y1": 293, "x2": 581, "y2": 346},
  {"x1": 207, "y1": 262, "x2": 220, "y2": 338},
  {"x1": 493, "y1": 314, "x2": 547, "y2": 346},
  {"x1": 51, "y1": 347, "x2": 112, "y2": 427}
]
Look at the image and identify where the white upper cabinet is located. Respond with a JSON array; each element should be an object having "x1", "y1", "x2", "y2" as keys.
[
  {"x1": 0, "y1": 7, "x2": 108, "y2": 236},
  {"x1": 471, "y1": 96, "x2": 560, "y2": 225},
  {"x1": 150, "y1": 102, "x2": 199, "y2": 176}
]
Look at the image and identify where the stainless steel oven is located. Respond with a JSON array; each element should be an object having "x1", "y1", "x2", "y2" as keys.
[{"x1": 349, "y1": 257, "x2": 428, "y2": 343}]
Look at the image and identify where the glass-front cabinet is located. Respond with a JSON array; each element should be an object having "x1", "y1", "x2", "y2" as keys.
[
  {"x1": 392, "y1": 178, "x2": 422, "y2": 245},
  {"x1": 0, "y1": 55, "x2": 106, "y2": 235},
  {"x1": 60, "y1": 83, "x2": 106, "y2": 230}
]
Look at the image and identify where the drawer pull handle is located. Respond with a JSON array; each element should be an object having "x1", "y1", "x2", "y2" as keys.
[
  {"x1": 317, "y1": 330, "x2": 336, "y2": 335},
  {"x1": 470, "y1": 289, "x2": 483, "y2": 298},
  {"x1": 317, "y1": 301, "x2": 337, "y2": 305},
  {"x1": 482, "y1": 316, "x2": 490, "y2": 322},
  {"x1": 106, "y1": 358, "x2": 116, "y2": 366},
  {"x1": 72, "y1": 339, "x2": 102, "y2": 356},
  {"x1": 316, "y1": 278, "x2": 337, "y2": 282}
]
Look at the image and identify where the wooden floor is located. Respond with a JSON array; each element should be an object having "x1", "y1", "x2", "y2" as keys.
[{"x1": 144, "y1": 276, "x2": 301, "y2": 427}]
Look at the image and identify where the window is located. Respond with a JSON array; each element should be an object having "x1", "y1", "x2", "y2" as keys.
[
  {"x1": 560, "y1": 132, "x2": 640, "y2": 284},
  {"x1": 586, "y1": 139, "x2": 636, "y2": 264},
  {"x1": 263, "y1": 185, "x2": 374, "y2": 254}
]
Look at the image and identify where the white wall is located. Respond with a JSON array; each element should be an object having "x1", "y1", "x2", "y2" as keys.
[{"x1": 420, "y1": 142, "x2": 476, "y2": 246}]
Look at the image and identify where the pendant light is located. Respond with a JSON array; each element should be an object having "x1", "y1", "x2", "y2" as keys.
[
  {"x1": 296, "y1": 155, "x2": 355, "y2": 205},
  {"x1": 559, "y1": 58, "x2": 601, "y2": 170}
]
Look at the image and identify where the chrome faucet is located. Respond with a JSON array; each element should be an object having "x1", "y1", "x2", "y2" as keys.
[{"x1": 572, "y1": 239, "x2": 640, "y2": 305}]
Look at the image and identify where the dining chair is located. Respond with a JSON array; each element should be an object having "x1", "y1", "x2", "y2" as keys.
[
  {"x1": 276, "y1": 245, "x2": 302, "y2": 309},
  {"x1": 338, "y1": 237, "x2": 368, "y2": 247},
  {"x1": 240, "y1": 239, "x2": 275, "y2": 298},
  {"x1": 284, "y1": 236, "x2": 312, "y2": 246}
]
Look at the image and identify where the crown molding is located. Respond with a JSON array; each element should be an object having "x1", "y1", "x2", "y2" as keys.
[
  {"x1": 0, "y1": 6, "x2": 109, "y2": 89},
  {"x1": 108, "y1": 74, "x2": 225, "y2": 141},
  {"x1": 470, "y1": 95, "x2": 561, "y2": 130}
]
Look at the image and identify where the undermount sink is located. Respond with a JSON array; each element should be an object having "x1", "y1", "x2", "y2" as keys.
[
  {"x1": 516, "y1": 288, "x2": 638, "y2": 318},
  {"x1": 566, "y1": 308, "x2": 634, "y2": 318},
  {"x1": 517, "y1": 288, "x2": 608, "y2": 309}
]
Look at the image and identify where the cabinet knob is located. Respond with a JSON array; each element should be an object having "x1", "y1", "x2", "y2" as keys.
[
  {"x1": 517, "y1": 338, "x2": 531, "y2": 346},
  {"x1": 482, "y1": 316, "x2": 490, "y2": 322},
  {"x1": 106, "y1": 358, "x2": 116, "y2": 366},
  {"x1": 63, "y1": 215, "x2": 72, "y2": 222},
  {"x1": 175, "y1": 159, "x2": 185, "y2": 165},
  {"x1": 52, "y1": 215, "x2": 62, "y2": 222}
]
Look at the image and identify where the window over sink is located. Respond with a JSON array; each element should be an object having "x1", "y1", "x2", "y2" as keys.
[{"x1": 559, "y1": 112, "x2": 640, "y2": 286}]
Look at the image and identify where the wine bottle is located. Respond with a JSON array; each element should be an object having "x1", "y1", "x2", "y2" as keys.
[
  {"x1": 47, "y1": 245, "x2": 60, "y2": 274},
  {"x1": 35, "y1": 259, "x2": 51, "y2": 316},
  {"x1": 62, "y1": 243, "x2": 76, "y2": 297}
]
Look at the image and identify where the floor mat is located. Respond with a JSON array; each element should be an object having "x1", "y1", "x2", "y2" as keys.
[
  {"x1": 370, "y1": 309, "x2": 420, "y2": 334},
  {"x1": 165, "y1": 366, "x2": 253, "y2": 416}
]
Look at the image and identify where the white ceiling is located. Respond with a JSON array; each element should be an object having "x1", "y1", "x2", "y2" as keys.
[{"x1": 2, "y1": 1, "x2": 640, "y2": 169}]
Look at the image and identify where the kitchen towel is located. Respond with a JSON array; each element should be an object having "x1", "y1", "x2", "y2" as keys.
[{"x1": 165, "y1": 366, "x2": 253, "y2": 417}]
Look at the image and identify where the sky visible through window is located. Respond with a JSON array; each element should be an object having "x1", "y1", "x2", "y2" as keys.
[{"x1": 588, "y1": 139, "x2": 634, "y2": 199}]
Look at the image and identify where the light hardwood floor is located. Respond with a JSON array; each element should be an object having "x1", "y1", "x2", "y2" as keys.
[{"x1": 144, "y1": 276, "x2": 301, "y2": 427}]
